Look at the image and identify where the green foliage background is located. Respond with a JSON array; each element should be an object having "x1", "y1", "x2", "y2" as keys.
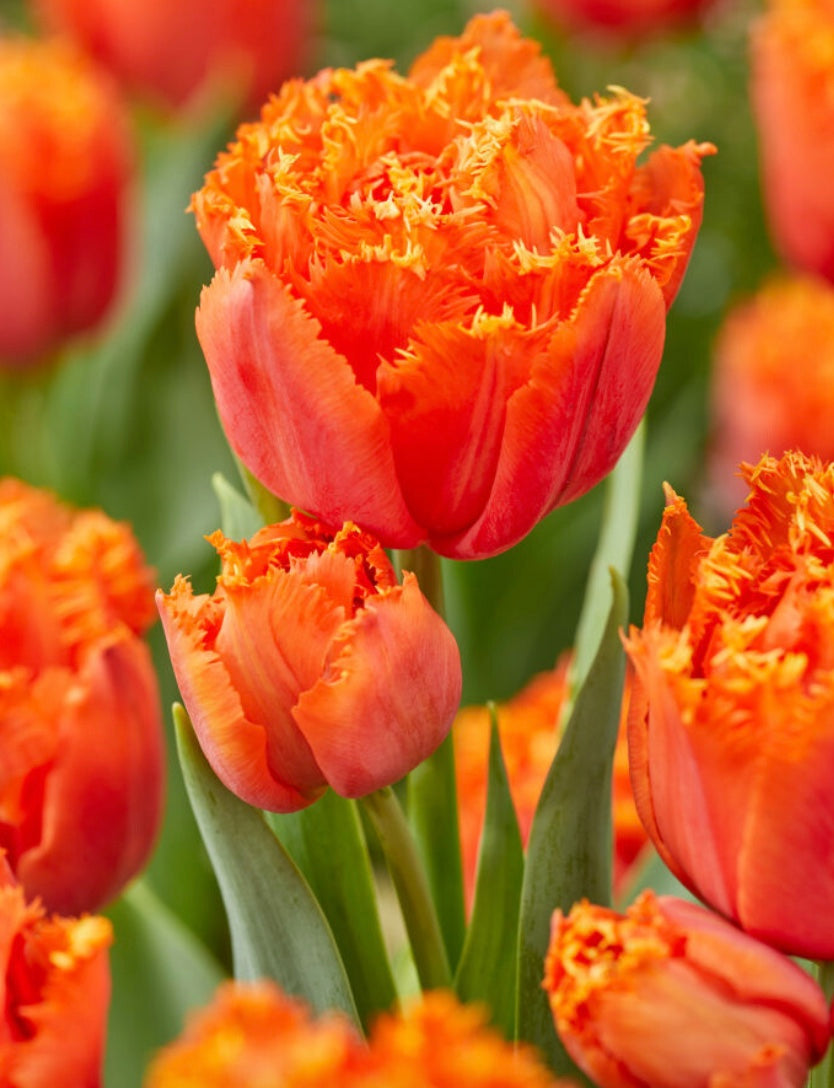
[{"x1": 0, "y1": 0, "x2": 777, "y2": 1081}]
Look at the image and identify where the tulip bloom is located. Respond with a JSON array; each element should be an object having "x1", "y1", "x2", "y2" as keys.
[
  {"x1": 157, "y1": 510, "x2": 462, "y2": 812},
  {"x1": 533, "y1": 0, "x2": 717, "y2": 35},
  {"x1": 454, "y1": 656, "x2": 646, "y2": 908},
  {"x1": 192, "y1": 11, "x2": 713, "y2": 559},
  {"x1": 36, "y1": 0, "x2": 312, "y2": 114},
  {"x1": 709, "y1": 274, "x2": 834, "y2": 512},
  {"x1": 146, "y1": 982, "x2": 568, "y2": 1087},
  {"x1": 751, "y1": 0, "x2": 834, "y2": 280},
  {"x1": 0, "y1": 478, "x2": 164, "y2": 915},
  {"x1": 544, "y1": 892, "x2": 830, "y2": 1088},
  {"x1": 1, "y1": 859, "x2": 112, "y2": 1087},
  {"x1": 624, "y1": 451, "x2": 834, "y2": 959},
  {"x1": 0, "y1": 37, "x2": 132, "y2": 365}
]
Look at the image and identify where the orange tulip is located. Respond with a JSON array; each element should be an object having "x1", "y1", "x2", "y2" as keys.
[
  {"x1": 157, "y1": 510, "x2": 462, "y2": 812},
  {"x1": 0, "y1": 37, "x2": 132, "y2": 366},
  {"x1": 624, "y1": 451, "x2": 834, "y2": 958},
  {"x1": 533, "y1": 0, "x2": 717, "y2": 35},
  {"x1": 454, "y1": 655, "x2": 647, "y2": 909},
  {"x1": 544, "y1": 891, "x2": 830, "y2": 1088},
  {"x1": 709, "y1": 274, "x2": 834, "y2": 512},
  {"x1": 751, "y1": 0, "x2": 834, "y2": 280},
  {"x1": 0, "y1": 478, "x2": 164, "y2": 915},
  {"x1": 146, "y1": 982, "x2": 570, "y2": 1088},
  {"x1": 0, "y1": 858, "x2": 112, "y2": 1087},
  {"x1": 35, "y1": 0, "x2": 312, "y2": 114},
  {"x1": 191, "y1": 11, "x2": 713, "y2": 559}
]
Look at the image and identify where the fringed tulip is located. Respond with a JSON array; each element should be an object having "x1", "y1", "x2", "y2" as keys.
[
  {"x1": 0, "y1": 479, "x2": 164, "y2": 915},
  {"x1": 624, "y1": 451, "x2": 834, "y2": 958},
  {"x1": 0, "y1": 37, "x2": 132, "y2": 366},
  {"x1": 544, "y1": 892, "x2": 830, "y2": 1088},
  {"x1": 191, "y1": 11, "x2": 713, "y2": 559},
  {"x1": 454, "y1": 655, "x2": 646, "y2": 908},
  {"x1": 157, "y1": 510, "x2": 462, "y2": 812},
  {"x1": 35, "y1": 0, "x2": 312, "y2": 114},
  {"x1": 709, "y1": 274, "x2": 834, "y2": 512},
  {"x1": 533, "y1": 0, "x2": 718, "y2": 35},
  {"x1": 751, "y1": 0, "x2": 834, "y2": 280},
  {"x1": 146, "y1": 982, "x2": 569, "y2": 1087},
  {"x1": 0, "y1": 859, "x2": 112, "y2": 1087}
]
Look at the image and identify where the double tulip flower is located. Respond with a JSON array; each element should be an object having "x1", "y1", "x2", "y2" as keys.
[{"x1": 191, "y1": 10, "x2": 712, "y2": 559}]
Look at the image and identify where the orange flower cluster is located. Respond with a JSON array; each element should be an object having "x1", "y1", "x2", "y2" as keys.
[
  {"x1": 544, "y1": 892, "x2": 830, "y2": 1088},
  {"x1": 192, "y1": 11, "x2": 712, "y2": 559},
  {"x1": 624, "y1": 451, "x2": 834, "y2": 958},
  {"x1": 453, "y1": 656, "x2": 646, "y2": 908},
  {"x1": 158, "y1": 510, "x2": 461, "y2": 812},
  {"x1": 751, "y1": 0, "x2": 834, "y2": 280},
  {"x1": 0, "y1": 478, "x2": 164, "y2": 915},
  {"x1": 533, "y1": 0, "x2": 716, "y2": 35},
  {"x1": 1, "y1": 858, "x2": 112, "y2": 1087},
  {"x1": 35, "y1": 0, "x2": 312, "y2": 114},
  {"x1": 0, "y1": 36, "x2": 132, "y2": 365},
  {"x1": 709, "y1": 274, "x2": 834, "y2": 511},
  {"x1": 146, "y1": 983, "x2": 569, "y2": 1087}
]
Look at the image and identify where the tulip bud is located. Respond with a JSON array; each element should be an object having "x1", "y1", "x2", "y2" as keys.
[
  {"x1": 157, "y1": 510, "x2": 462, "y2": 812},
  {"x1": 0, "y1": 478, "x2": 164, "y2": 914},
  {"x1": 0, "y1": 37, "x2": 131, "y2": 366},
  {"x1": 544, "y1": 892, "x2": 830, "y2": 1088},
  {"x1": 0, "y1": 858, "x2": 112, "y2": 1086}
]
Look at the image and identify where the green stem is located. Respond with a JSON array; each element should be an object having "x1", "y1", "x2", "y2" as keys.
[
  {"x1": 360, "y1": 786, "x2": 451, "y2": 991},
  {"x1": 810, "y1": 961, "x2": 834, "y2": 1088},
  {"x1": 395, "y1": 545, "x2": 466, "y2": 969}
]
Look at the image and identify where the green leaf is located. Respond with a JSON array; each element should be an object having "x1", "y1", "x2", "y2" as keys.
[
  {"x1": 267, "y1": 792, "x2": 399, "y2": 1029},
  {"x1": 212, "y1": 471, "x2": 264, "y2": 540},
  {"x1": 515, "y1": 569, "x2": 628, "y2": 1075},
  {"x1": 104, "y1": 880, "x2": 225, "y2": 1088},
  {"x1": 174, "y1": 705, "x2": 360, "y2": 1025},
  {"x1": 454, "y1": 707, "x2": 524, "y2": 1039}
]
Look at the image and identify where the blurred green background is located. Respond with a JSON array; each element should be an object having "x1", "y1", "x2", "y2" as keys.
[{"x1": 0, "y1": 0, "x2": 777, "y2": 1081}]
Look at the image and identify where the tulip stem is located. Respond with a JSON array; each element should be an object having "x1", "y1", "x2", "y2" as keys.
[
  {"x1": 395, "y1": 545, "x2": 467, "y2": 969},
  {"x1": 811, "y1": 961, "x2": 834, "y2": 1088},
  {"x1": 361, "y1": 786, "x2": 452, "y2": 991}
]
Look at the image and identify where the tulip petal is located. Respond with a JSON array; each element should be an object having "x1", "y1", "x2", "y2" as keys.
[
  {"x1": 293, "y1": 573, "x2": 461, "y2": 797},
  {"x1": 196, "y1": 260, "x2": 422, "y2": 548},
  {"x1": 156, "y1": 585, "x2": 321, "y2": 813},
  {"x1": 444, "y1": 259, "x2": 665, "y2": 558},
  {"x1": 644, "y1": 486, "x2": 709, "y2": 629},
  {"x1": 15, "y1": 638, "x2": 164, "y2": 915}
]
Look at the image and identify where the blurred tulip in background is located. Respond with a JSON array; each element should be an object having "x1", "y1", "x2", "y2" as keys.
[
  {"x1": 34, "y1": 0, "x2": 313, "y2": 115},
  {"x1": 751, "y1": 0, "x2": 834, "y2": 279},
  {"x1": 146, "y1": 982, "x2": 569, "y2": 1087},
  {"x1": 625, "y1": 452, "x2": 834, "y2": 958},
  {"x1": 192, "y1": 11, "x2": 712, "y2": 559},
  {"x1": 532, "y1": 0, "x2": 718, "y2": 35},
  {"x1": 0, "y1": 36, "x2": 132, "y2": 366},
  {"x1": 0, "y1": 856, "x2": 112, "y2": 1087},
  {"x1": 544, "y1": 892, "x2": 830, "y2": 1088},
  {"x1": 709, "y1": 273, "x2": 834, "y2": 512},
  {"x1": 157, "y1": 510, "x2": 461, "y2": 813},
  {"x1": 0, "y1": 479, "x2": 164, "y2": 915}
]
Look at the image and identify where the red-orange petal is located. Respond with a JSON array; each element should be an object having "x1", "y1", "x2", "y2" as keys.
[
  {"x1": 196, "y1": 261, "x2": 423, "y2": 549},
  {"x1": 293, "y1": 572, "x2": 462, "y2": 797}
]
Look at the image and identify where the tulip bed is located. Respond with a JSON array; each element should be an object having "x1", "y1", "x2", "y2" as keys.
[{"x1": 2, "y1": 1, "x2": 833, "y2": 1087}]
